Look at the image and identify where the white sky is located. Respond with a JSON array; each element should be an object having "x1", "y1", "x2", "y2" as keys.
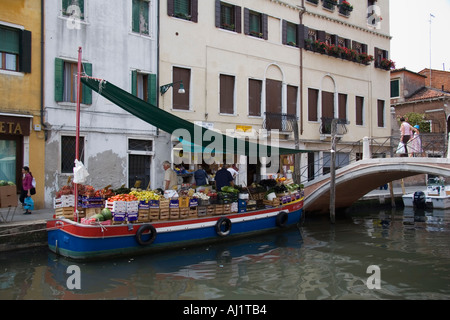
[{"x1": 389, "y1": 0, "x2": 450, "y2": 73}]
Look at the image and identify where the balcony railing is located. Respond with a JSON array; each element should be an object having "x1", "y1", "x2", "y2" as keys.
[
  {"x1": 320, "y1": 117, "x2": 348, "y2": 135},
  {"x1": 263, "y1": 112, "x2": 298, "y2": 133}
]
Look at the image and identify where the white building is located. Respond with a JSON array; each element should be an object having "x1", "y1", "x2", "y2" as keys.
[{"x1": 43, "y1": 0, "x2": 168, "y2": 207}]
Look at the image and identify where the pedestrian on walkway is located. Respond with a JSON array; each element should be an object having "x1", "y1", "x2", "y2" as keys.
[
  {"x1": 408, "y1": 125, "x2": 423, "y2": 157},
  {"x1": 20, "y1": 166, "x2": 33, "y2": 214},
  {"x1": 399, "y1": 117, "x2": 418, "y2": 157}
]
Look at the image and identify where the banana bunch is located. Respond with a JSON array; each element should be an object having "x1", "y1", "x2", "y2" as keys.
[{"x1": 129, "y1": 190, "x2": 161, "y2": 202}]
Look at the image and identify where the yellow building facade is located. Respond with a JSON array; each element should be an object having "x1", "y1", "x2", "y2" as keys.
[{"x1": 0, "y1": 0, "x2": 45, "y2": 209}]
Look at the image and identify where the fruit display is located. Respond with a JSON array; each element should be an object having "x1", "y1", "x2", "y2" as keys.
[
  {"x1": 129, "y1": 189, "x2": 162, "y2": 202},
  {"x1": 0, "y1": 180, "x2": 15, "y2": 186}
]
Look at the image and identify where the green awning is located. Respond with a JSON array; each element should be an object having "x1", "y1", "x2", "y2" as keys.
[{"x1": 81, "y1": 77, "x2": 307, "y2": 157}]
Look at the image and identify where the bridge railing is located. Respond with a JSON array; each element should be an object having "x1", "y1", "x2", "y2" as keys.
[{"x1": 300, "y1": 133, "x2": 448, "y2": 184}]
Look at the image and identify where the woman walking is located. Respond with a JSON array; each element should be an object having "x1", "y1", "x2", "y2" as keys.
[{"x1": 20, "y1": 166, "x2": 33, "y2": 214}]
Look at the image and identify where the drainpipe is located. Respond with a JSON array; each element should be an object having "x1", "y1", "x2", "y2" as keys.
[
  {"x1": 40, "y1": 0, "x2": 47, "y2": 140},
  {"x1": 299, "y1": 0, "x2": 305, "y2": 136}
]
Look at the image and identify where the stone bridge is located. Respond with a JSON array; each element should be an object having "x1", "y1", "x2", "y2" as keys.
[{"x1": 303, "y1": 158, "x2": 450, "y2": 213}]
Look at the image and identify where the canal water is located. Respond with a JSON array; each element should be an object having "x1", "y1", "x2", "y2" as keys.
[{"x1": 1, "y1": 206, "x2": 449, "y2": 301}]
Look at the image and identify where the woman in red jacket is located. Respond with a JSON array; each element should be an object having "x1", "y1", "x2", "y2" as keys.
[{"x1": 20, "y1": 166, "x2": 33, "y2": 214}]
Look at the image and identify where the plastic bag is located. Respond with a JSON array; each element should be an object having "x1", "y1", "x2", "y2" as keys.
[
  {"x1": 24, "y1": 196, "x2": 34, "y2": 210},
  {"x1": 73, "y1": 159, "x2": 89, "y2": 184},
  {"x1": 396, "y1": 141, "x2": 405, "y2": 154}
]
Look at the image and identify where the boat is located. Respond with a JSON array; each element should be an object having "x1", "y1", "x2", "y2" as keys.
[
  {"x1": 46, "y1": 199, "x2": 303, "y2": 260},
  {"x1": 402, "y1": 177, "x2": 450, "y2": 209}
]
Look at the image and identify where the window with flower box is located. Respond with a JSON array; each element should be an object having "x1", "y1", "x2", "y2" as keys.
[
  {"x1": 215, "y1": 1, "x2": 241, "y2": 33},
  {"x1": 244, "y1": 8, "x2": 268, "y2": 40},
  {"x1": 167, "y1": 0, "x2": 198, "y2": 22},
  {"x1": 282, "y1": 20, "x2": 299, "y2": 47}
]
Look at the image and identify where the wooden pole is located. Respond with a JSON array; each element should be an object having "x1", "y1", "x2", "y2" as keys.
[
  {"x1": 330, "y1": 119, "x2": 337, "y2": 224},
  {"x1": 74, "y1": 47, "x2": 82, "y2": 223},
  {"x1": 389, "y1": 182, "x2": 395, "y2": 208}
]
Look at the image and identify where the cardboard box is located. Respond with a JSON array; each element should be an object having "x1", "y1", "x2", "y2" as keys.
[{"x1": 0, "y1": 185, "x2": 18, "y2": 208}]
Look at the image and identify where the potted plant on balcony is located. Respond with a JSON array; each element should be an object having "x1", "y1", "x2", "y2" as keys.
[
  {"x1": 358, "y1": 52, "x2": 374, "y2": 65},
  {"x1": 323, "y1": 0, "x2": 338, "y2": 10},
  {"x1": 339, "y1": 1, "x2": 353, "y2": 16},
  {"x1": 380, "y1": 58, "x2": 396, "y2": 70}
]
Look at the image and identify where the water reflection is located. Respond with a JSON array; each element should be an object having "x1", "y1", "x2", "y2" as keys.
[{"x1": 1, "y1": 208, "x2": 449, "y2": 300}]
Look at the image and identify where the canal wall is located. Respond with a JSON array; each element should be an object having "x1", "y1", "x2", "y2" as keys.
[{"x1": 0, "y1": 220, "x2": 48, "y2": 252}]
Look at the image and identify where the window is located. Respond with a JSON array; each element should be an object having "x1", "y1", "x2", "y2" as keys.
[
  {"x1": 391, "y1": 79, "x2": 400, "y2": 98},
  {"x1": 266, "y1": 79, "x2": 282, "y2": 130},
  {"x1": 172, "y1": 67, "x2": 190, "y2": 110},
  {"x1": 248, "y1": 79, "x2": 262, "y2": 116},
  {"x1": 282, "y1": 21, "x2": 298, "y2": 47},
  {"x1": 54, "y1": 58, "x2": 92, "y2": 104},
  {"x1": 322, "y1": 91, "x2": 334, "y2": 119},
  {"x1": 355, "y1": 96, "x2": 364, "y2": 126},
  {"x1": 167, "y1": 0, "x2": 198, "y2": 22},
  {"x1": 374, "y1": 47, "x2": 389, "y2": 69},
  {"x1": 62, "y1": 0, "x2": 85, "y2": 20},
  {"x1": 128, "y1": 139, "x2": 153, "y2": 188},
  {"x1": 216, "y1": 1, "x2": 241, "y2": 33},
  {"x1": 338, "y1": 93, "x2": 347, "y2": 122},
  {"x1": 377, "y1": 99, "x2": 385, "y2": 127},
  {"x1": 61, "y1": 136, "x2": 84, "y2": 173},
  {"x1": 244, "y1": 9, "x2": 267, "y2": 39},
  {"x1": 132, "y1": 71, "x2": 157, "y2": 105},
  {"x1": 0, "y1": 25, "x2": 31, "y2": 73},
  {"x1": 132, "y1": 0, "x2": 149, "y2": 35},
  {"x1": 308, "y1": 88, "x2": 319, "y2": 122},
  {"x1": 287, "y1": 85, "x2": 298, "y2": 117},
  {"x1": 220, "y1": 74, "x2": 235, "y2": 114}
]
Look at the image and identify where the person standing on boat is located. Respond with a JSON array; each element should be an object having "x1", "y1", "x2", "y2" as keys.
[
  {"x1": 20, "y1": 166, "x2": 33, "y2": 214},
  {"x1": 162, "y1": 161, "x2": 178, "y2": 190}
]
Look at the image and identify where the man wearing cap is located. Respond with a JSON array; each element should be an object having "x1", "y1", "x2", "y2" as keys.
[{"x1": 163, "y1": 161, "x2": 178, "y2": 190}]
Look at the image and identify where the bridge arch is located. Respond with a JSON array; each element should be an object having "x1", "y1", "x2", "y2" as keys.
[{"x1": 304, "y1": 158, "x2": 450, "y2": 213}]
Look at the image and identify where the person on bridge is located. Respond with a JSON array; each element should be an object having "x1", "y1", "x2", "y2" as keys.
[
  {"x1": 408, "y1": 125, "x2": 423, "y2": 157},
  {"x1": 400, "y1": 117, "x2": 419, "y2": 157}
]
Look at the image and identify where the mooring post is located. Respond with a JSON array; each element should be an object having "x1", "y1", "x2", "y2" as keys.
[{"x1": 330, "y1": 119, "x2": 338, "y2": 224}]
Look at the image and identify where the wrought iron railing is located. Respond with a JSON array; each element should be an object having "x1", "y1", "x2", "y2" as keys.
[
  {"x1": 262, "y1": 112, "x2": 298, "y2": 132},
  {"x1": 319, "y1": 117, "x2": 348, "y2": 135}
]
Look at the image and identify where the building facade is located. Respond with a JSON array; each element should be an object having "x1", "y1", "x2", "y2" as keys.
[
  {"x1": 159, "y1": 0, "x2": 392, "y2": 184},
  {"x1": 43, "y1": 0, "x2": 168, "y2": 208},
  {"x1": 0, "y1": 1, "x2": 45, "y2": 208}
]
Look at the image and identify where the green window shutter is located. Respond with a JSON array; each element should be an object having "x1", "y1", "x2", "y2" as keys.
[
  {"x1": 131, "y1": 70, "x2": 137, "y2": 96},
  {"x1": 148, "y1": 73, "x2": 157, "y2": 106},
  {"x1": 82, "y1": 62, "x2": 92, "y2": 104},
  {"x1": 132, "y1": 0, "x2": 140, "y2": 32},
  {"x1": 391, "y1": 80, "x2": 400, "y2": 98},
  {"x1": 0, "y1": 26, "x2": 20, "y2": 54},
  {"x1": 19, "y1": 30, "x2": 32, "y2": 73},
  {"x1": 54, "y1": 58, "x2": 64, "y2": 102}
]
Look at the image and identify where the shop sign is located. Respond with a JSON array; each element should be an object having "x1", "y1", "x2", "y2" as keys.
[{"x1": 0, "y1": 115, "x2": 30, "y2": 136}]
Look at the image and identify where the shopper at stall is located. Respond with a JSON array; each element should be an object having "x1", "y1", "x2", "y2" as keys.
[
  {"x1": 162, "y1": 161, "x2": 178, "y2": 190},
  {"x1": 215, "y1": 164, "x2": 234, "y2": 191},
  {"x1": 20, "y1": 166, "x2": 34, "y2": 214},
  {"x1": 194, "y1": 164, "x2": 209, "y2": 186}
]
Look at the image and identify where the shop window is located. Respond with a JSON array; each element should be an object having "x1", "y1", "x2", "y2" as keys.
[
  {"x1": 132, "y1": 0, "x2": 149, "y2": 35},
  {"x1": 0, "y1": 140, "x2": 17, "y2": 184},
  {"x1": 54, "y1": 58, "x2": 92, "y2": 104}
]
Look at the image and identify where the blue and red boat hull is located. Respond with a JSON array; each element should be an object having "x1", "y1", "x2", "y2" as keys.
[{"x1": 47, "y1": 199, "x2": 303, "y2": 260}]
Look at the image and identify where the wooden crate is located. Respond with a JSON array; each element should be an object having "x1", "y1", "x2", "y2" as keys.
[
  {"x1": 159, "y1": 199, "x2": 170, "y2": 208},
  {"x1": 263, "y1": 198, "x2": 280, "y2": 207},
  {"x1": 179, "y1": 207, "x2": 190, "y2": 219},
  {"x1": 206, "y1": 205, "x2": 215, "y2": 216},
  {"x1": 197, "y1": 206, "x2": 207, "y2": 217},
  {"x1": 149, "y1": 208, "x2": 160, "y2": 220},
  {"x1": 169, "y1": 208, "x2": 180, "y2": 220},
  {"x1": 214, "y1": 204, "x2": 224, "y2": 215},
  {"x1": 189, "y1": 207, "x2": 197, "y2": 218},
  {"x1": 179, "y1": 197, "x2": 190, "y2": 208},
  {"x1": 85, "y1": 207, "x2": 101, "y2": 219}
]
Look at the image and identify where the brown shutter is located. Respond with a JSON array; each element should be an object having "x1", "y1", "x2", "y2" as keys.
[
  {"x1": 377, "y1": 99, "x2": 385, "y2": 127},
  {"x1": 243, "y1": 8, "x2": 250, "y2": 35},
  {"x1": 282, "y1": 20, "x2": 287, "y2": 45},
  {"x1": 322, "y1": 91, "x2": 334, "y2": 119},
  {"x1": 249, "y1": 79, "x2": 262, "y2": 116},
  {"x1": 215, "y1": 0, "x2": 221, "y2": 28},
  {"x1": 167, "y1": 0, "x2": 174, "y2": 16},
  {"x1": 220, "y1": 74, "x2": 235, "y2": 114},
  {"x1": 355, "y1": 96, "x2": 364, "y2": 125},
  {"x1": 298, "y1": 24, "x2": 308, "y2": 48},
  {"x1": 173, "y1": 67, "x2": 190, "y2": 110},
  {"x1": 266, "y1": 79, "x2": 282, "y2": 130},
  {"x1": 262, "y1": 14, "x2": 268, "y2": 40},
  {"x1": 191, "y1": 0, "x2": 198, "y2": 22},
  {"x1": 308, "y1": 88, "x2": 318, "y2": 121},
  {"x1": 338, "y1": 93, "x2": 347, "y2": 121},
  {"x1": 235, "y1": 5, "x2": 242, "y2": 33},
  {"x1": 287, "y1": 85, "x2": 297, "y2": 116}
]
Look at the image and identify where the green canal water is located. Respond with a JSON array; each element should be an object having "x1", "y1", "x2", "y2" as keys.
[{"x1": 1, "y1": 206, "x2": 449, "y2": 300}]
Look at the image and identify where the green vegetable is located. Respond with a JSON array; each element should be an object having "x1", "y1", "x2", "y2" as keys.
[{"x1": 100, "y1": 208, "x2": 112, "y2": 220}]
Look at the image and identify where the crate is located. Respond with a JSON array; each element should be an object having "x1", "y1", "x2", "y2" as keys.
[
  {"x1": 189, "y1": 198, "x2": 198, "y2": 207},
  {"x1": 159, "y1": 209, "x2": 169, "y2": 220},
  {"x1": 206, "y1": 205, "x2": 215, "y2": 216},
  {"x1": 214, "y1": 204, "x2": 224, "y2": 215},
  {"x1": 149, "y1": 208, "x2": 160, "y2": 220},
  {"x1": 85, "y1": 207, "x2": 101, "y2": 219},
  {"x1": 198, "y1": 198, "x2": 210, "y2": 206},
  {"x1": 263, "y1": 198, "x2": 281, "y2": 207},
  {"x1": 159, "y1": 199, "x2": 170, "y2": 208},
  {"x1": 139, "y1": 201, "x2": 151, "y2": 210},
  {"x1": 169, "y1": 207, "x2": 180, "y2": 220},
  {"x1": 197, "y1": 206, "x2": 207, "y2": 217},
  {"x1": 138, "y1": 212, "x2": 150, "y2": 222},
  {"x1": 55, "y1": 207, "x2": 75, "y2": 218},
  {"x1": 189, "y1": 207, "x2": 197, "y2": 218},
  {"x1": 53, "y1": 195, "x2": 75, "y2": 208},
  {"x1": 179, "y1": 197, "x2": 190, "y2": 208},
  {"x1": 179, "y1": 207, "x2": 190, "y2": 219}
]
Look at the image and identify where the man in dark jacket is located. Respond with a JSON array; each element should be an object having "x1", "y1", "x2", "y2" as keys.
[{"x1": 215, "y1": 164, "x2": 234, "y2": 191}]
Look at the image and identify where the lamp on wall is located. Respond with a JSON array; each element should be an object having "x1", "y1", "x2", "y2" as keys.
[{"x1": 160, "y1": 80, "x2": 185, "y2": 95}]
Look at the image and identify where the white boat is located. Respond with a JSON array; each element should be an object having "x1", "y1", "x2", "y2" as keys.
[{"x1": 402, "y1": 178, "x2": 450, "y2": 209}]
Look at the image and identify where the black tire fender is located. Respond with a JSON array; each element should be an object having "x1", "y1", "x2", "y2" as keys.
[
  {"x1": 215, "y1": 217, "x2": 232, "y2": 237},
  {"x1": 135, "y1": 224, "x2": 157, "y2": 246},
  {"x1": 276, "y1": 211, "x2": 289, "y2": 228}
]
